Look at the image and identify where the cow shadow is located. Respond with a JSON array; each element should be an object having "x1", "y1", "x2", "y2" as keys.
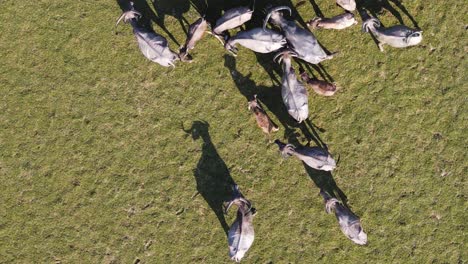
[
  {"x1": 251, "y1": 51, "x2": 283, "y2": 87},
  {"x1": 308, "y1": 0, "x2": 324, "y2": 18},
  {"x1": 357, "y1": 0, "x2": 420, "y2": 29},
  {"x1": 152, "y1": 0, "x2": 191, "y2": 35},
  {"x1": 183, "y1": 121, "x2": 236, "y2": 234}
]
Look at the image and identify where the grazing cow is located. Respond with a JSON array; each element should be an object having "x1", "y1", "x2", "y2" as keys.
[
  {"x1": 362, "y1": 17, "x2": 422, "y2": 52},
  {"x1": 211, "y1": 3, "x2": 254, "y2": 44},
  {"x1": 275, "y1": 51, "x2": 309, "y2": 123},
  {"x1": 116, "y1": 2, "x2": 178, "y2": 67},
  {"x1": 225, "y1": 28, "x2": 286, "y2": 55},
  {"x1": 225, "y1": 185, "x2": 256, "y2": 262},
  {"x1": 275, "y1": 139, "x2": 336, "y2": 171},
  {"x1": 264, "y1": 6, "x2": 334, "y2": 64},
  {"x1": 320, "y1": 189, "x2": 368, "y2": 245}
]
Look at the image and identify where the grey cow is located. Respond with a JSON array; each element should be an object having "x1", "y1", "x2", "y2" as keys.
[
  {"x1": 225, "y1": 28, "x2": 286, "y2": 56},
  {"x1": 275, "y1": 139, "x2": 336, "y2": 171},
  {"x1": 211, "y1": 3, "x2": 254, "y2": 44},
  {"x1": 264, "y1": 6, "x2": 334, "y2": 64},
  {"x1": 320, "y1": 189, "x2": 368, "y2": 245},
  {"x1": 116, "y1": 3, "x2": 178, "y2": 67},
  {"x1": 276, "y1": 51, "x2": 309, "y2": 123},
  {"x1": 362, "y1": 17, "x2": 423, "y2": 52},
  {"x1": 225, "y1": 185, "x2": 256, "y2": 262}
]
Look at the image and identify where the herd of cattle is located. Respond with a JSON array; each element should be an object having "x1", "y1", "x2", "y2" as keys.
[{"x1": 115, "y1": 0, "x2": 422, "y2": 261}]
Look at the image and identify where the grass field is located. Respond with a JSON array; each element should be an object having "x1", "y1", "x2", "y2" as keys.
[{"x1": 0, "y1": 0, "x2": 466, "y2": 263}]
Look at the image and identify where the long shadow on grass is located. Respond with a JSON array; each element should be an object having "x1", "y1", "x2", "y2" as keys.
[
  {"x1": 357, "y1": 0, "x2": 420, "y2": 29},
  {"x1": 152, "y1": 0, "x2": 191, "y2": 35},
  {"x1": 308, "y1": 0, "x2": 324, "y2": 18},
  {"x1": 183, "y1": 121, "x2": 236, "y2": 234}
]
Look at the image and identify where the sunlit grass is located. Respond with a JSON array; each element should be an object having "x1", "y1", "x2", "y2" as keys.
[{"x1": 0, "y1": 0, "x2": 465, "y2": 263}]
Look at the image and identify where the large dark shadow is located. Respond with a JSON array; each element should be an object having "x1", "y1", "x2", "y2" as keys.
[
  {"x1": 357, "y1": 0, "x2": 420, "y2": 29},
  {"x1": 183, "y1": 121, "x2": 236, "y2": 234},
  {"x1": 253, "y1": 53, "x2": 283, "y2": 86},
  {"x1": 152, "y1": 0, "x2": 191, "y2": 35}
]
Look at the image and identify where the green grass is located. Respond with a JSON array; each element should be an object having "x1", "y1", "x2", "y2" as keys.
[{"x1": 0, "y1": 0, "x2": 466, "y2": 263}]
